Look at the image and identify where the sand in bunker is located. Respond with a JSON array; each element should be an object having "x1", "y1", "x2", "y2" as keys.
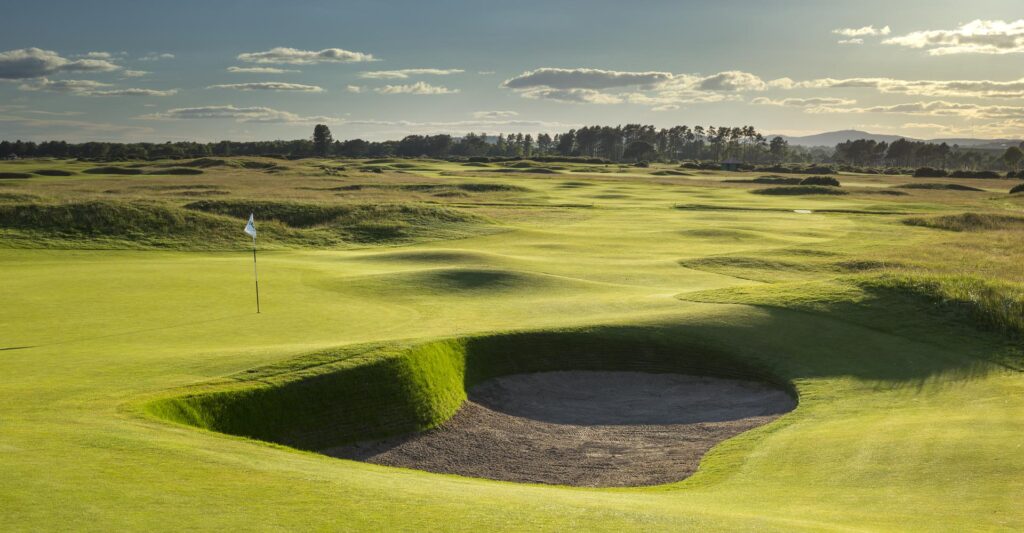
[{"x1": 323, "y1": 371, "x2": 796, "y2": 487}]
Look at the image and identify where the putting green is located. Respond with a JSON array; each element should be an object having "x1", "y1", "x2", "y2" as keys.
[{"x1": 0, "y1": 158, "x2": 1021, "y2": 531}]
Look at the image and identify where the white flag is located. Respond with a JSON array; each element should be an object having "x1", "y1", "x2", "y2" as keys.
[{"x1": 244, "y1": 213, "x2": 257, "y2": 238}]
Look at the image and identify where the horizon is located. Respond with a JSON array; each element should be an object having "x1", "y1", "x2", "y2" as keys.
[{"x1": 3, "y1": 1, "x2": 1024, "y2": 143}]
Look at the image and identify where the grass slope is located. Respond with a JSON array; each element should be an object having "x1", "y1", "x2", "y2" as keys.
[{"x1": 0, "y1": 157, "x2": 1021, "y2": 531}]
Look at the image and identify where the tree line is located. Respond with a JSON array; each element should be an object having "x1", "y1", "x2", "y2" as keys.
[{"x1": 2, "y1": 124, "x2": 1020, "y2": 171}]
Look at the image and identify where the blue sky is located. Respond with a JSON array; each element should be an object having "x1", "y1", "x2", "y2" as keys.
[{"x1": 2, "y1": 0, "x2": 1024, "y2": 141}]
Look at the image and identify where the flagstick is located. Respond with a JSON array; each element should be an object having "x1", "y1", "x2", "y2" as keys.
[{"x1": 251, "y1": 235, "x2": 260, "y2": 314}]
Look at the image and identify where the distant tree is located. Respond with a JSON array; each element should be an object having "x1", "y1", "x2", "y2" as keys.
[
  {"x1": 623, "y1": 140, "x2": 655, "y2": 162},
  {"x1": 313, "y1": 124, "x2": 333, "y2": 157},
  {"x1": 769, "y1": 136, "x2": 788, "y2": 163},
  {"x1": 1002, "y1": 146, "x2": 1023, "y2": 171}
]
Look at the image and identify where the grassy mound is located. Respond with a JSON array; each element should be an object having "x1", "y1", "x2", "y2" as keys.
[
  {"x1": 83, "y1": 166, "x2": 145, "y2": 175},
  {"x1": 184, "y1": 199, "x2": 487, "y2": 243},
  {"x1": 144, "y1": 327, "x2": 790, "y2": 452},
  {"x1": 0, "y1": 172, "x2": 33, "y2": 179},
  {"x1": 147, "y1": 168, "x2": 205, "y2": 175},
  {"x1": 799, "y1": 176, "x2": 840, "y2": 187},
  {"x1": 31, "y1": 169, "x2": 75, "y2": 177},
  {"x1": 651, "y1": 170, "x2": 690, "y2": 176},
  {"x1": 752, "y1": 185, "x2": 849, "y2": 196},
  {"x1": 896, "y1": 183, "x2": 984, "y2": 192},
  {"x1": 1010, "y1": 183, "x2": 1024, "y2": 194},
  {"x1": 0, "y1": 201, "x2": 238, "y2": 246},
  {"x1": 904, "y1": 212, "x2": 1024, "y2": 232}
]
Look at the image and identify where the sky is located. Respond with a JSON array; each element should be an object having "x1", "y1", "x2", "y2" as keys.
[{"x1": 3, "y1": 0, "x2": 1024, "y2": 142}]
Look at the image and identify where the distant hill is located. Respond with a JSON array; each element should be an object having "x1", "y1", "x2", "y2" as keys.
[
  {"x1": 779, "y1": 130, "x2": 915, "y2": 147},
  {"x1": 778, "y1": 129, "x2": 1022, "y2": 150}
]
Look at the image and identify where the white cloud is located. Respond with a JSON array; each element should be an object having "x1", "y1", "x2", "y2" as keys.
[
  {"x1": 122, "y1": 70, "x2": 149, "y2": 78},
  {"x1": 82, "y1": 51, "x2": 114, "y2": 59},
  {"x1": 503, "y1": 67, "x2": 673, "y2": 90},
  {"x1": 207, "y1": 82, "x2": 325, "y2": 92},
  {"x1": 833, "y1": 25, "x2": 891, "y2": 37},
  {"x1": 884, "y1": 19, "x2": 1024, "y2": 55},
  {"x1": 501, "y1": 67, "x2": 765, "y2": 108},
  {"x1": 517, "y1": 87, "x2": 623, "y2": 104},
  {"x1": 789, "y1": 76, "x2": 1024, "y2": 98},
  {"x1": 139, "y1": 52, "x2": 175, "y2": 61},
  {"x1": 226, "y1": 66, "x2": 300, "y2": 74},
  {"x1": 359, "y1": 68, "x2": 464, "y2": 79},
  {"x1": 751, "y1": 97, "x2": 857, "y2": 107},
  {"x1": 838, "y1": 38, "x2": 864, "y2": 45},
  {"x1": 804, "y1": 100, "x2": 1024, "y2": 119},
  {"x1": 141, "y1": 105, "x2": 338, "y2": 123},
  {"x1": 90, "y1": 88, "x2": 178, "y2": 97},
  {"x1": 237, "y1": 47, "x2": 375, "y2": 64},
  {"x1": 374, "y1": 81, "x2": 459, "y2": 94},
  {"x1": 472, "y1": 110, "x2": 519, "y2": 119},
  {"x1": 18, "y1": 78, "x2": 175, "y2": 96},
  {"x1": 346, "y1": 85, "x2": 363, "y2": 93},
  {"x1": 691, "y1": 70, "x2": 766, "y2": 91},
  {"x1": 19, "y1": 78, "x2": 111, "y2": 93},
  {"x1": 0, "y1": 48, "x2": 120, "y2": 79}
]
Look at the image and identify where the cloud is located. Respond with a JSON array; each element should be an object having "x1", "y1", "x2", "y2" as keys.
[
  {"x1": 359, "y1": 68, "x2": 464, "y2": 79},
  {"x1": 0, "y1": 114, "x2": 155, "y2": 137},
  {"x1": 833, "y1": 25, "x2": 891, "y2": 37},
  {"x1": 226, "y1": 66, "x2": 299, "y2": 74},
  {"x1": 837, "y1": 38, "x2": 864, "y2": 45},
  {"x1": 502, "y1": 67, "x2": 673, "y2": 90},
  {"x1": 90, "y1": 88, "x2": 178, "y2": 97},
  {"x1": 515, "y1": 87, "x2": 620, "y2": 104},
  {"x1": 472, "y1": 110, "x2": 519, "y2": 119},
  {"x1": 18, "y1": 78, "x2": 175, "y2": 96},
  {"x1": 139, "y1": 52, "x2": 175, "y2": 61},
  {"x1": 82, "y1": 51, "x2": 114, "y2": 59},
  {"x1": 207, "y1": 82, "x2": 325, "y2": 92},
  {"x1": 884, "y1": 19, "x2": 1024, "y2": 55},
  {"x1": 803, "y1": 100, "x2": 1024, "y2": 119},
  {"x1": 501, "y1": 67, "x2": 765, "y2": 108},
  {"x1": 374, "y1": 81, "x2": 459, "y2": 94},
  {"x1": 692, "y1": 70, "x2": 766, "y2": 91},
  {"x1": 237, "y1": 47, "x2": 375, "y2": 64},
  {"x1": 0, "y1": 48, "x2": 120, "y2": 79},
  {"x1": 122, "y1": 70, "x2": 149, "y2": 78},
  {"x1": 18, "y1": 78, "x2": 111, "y2": 93},
  {"x1": 789, "y1": 76, "x2": 1024, "y2": 98},
  {"x1": 346, "y1": 85, "x2": 363, "y2": 93},
  {"x1": 751, "y1": 97, "x2": 857, "y2": 107},
  {"x1": 141, "y1": 105, "x2": 337, "y2": 123}
]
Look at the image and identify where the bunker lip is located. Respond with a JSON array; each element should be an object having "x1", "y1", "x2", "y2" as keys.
[{"x1": 322, "y1": 371, "x2": 795, "y2": 487}]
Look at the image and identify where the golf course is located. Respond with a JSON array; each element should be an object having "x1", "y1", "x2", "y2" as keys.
[{"x1": 1, "y1": 156, "x2": 1021, "y2": 530}]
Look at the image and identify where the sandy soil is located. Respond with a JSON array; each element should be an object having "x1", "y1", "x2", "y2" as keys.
[{"x1": 322, "y1": 371, "x2": 795, "y2": 487}]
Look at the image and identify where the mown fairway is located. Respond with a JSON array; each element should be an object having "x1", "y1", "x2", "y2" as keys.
[{"x1": 1, "y1": 157, "x2": 1022, "y2": 531}]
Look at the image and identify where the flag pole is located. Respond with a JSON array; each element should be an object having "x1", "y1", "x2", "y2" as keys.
[{"x1": 252, "y1": 234, "x2": 260, "y2": 314}]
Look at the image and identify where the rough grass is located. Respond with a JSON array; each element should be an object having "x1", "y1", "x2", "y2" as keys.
[
  {"x1": 752, "y1": 185, "x2": 849, "y2": 196},
  {"x1": 32, "y1": 169, "x2": 75, "y2": 177},
  {"x1": 1010, "y1": 183, "x2": 1024, "y2": 194},
  {"x1": 82, "y1": 166, "x2": 146, "y2": 175},
  {"x1": 147, "y1": 167, "x2": 205, "y2": 175},
  {"x1": 904, "y1": 212, "x2": 1024, "y2": 232},
  {"x1": 0, "y1": 172, "x2": 33, "y2": 179},
  {"x1": 896, "y1": 183, "x2": 984, "y2": 192}
]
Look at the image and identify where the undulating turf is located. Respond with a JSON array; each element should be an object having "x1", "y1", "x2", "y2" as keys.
[{"x1": 0, "y1": 157, "x2": 1022, "y2": 531}]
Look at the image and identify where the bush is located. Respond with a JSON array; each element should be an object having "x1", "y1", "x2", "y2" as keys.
[
  {"x1": 32, "y1": 169, "x2": 75, "y2": 176},
  {"x1": 147, "y1": 168, "x2": 205, "y2": 175},
  {"x1": 1010, "y1": 183, "x2": 1024, "y2": 194},
  {"x1": 913, "y1": 167, "x2": 947, "y2": 178},
  {"x1": 0, "y1": 172, "x2": 33, "y2": 179},
  {"x1": 800, "y1": 176, "x2": 841, "y2": 187},
  {"x1": 1006, "y1": 171, "x2": 1024, "y2": 179},
  {"x1": 896, "y1": 183, "x2": 984, "y2": 192}
]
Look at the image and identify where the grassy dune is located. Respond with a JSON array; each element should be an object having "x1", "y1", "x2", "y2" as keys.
[{"x1": 0, "y1": 157, "x2": 1022, "y2": 531}]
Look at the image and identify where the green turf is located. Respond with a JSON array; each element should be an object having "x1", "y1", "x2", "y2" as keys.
[{"x1": 0, "y1": 157, "x2": 1022, "y2": 531}]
